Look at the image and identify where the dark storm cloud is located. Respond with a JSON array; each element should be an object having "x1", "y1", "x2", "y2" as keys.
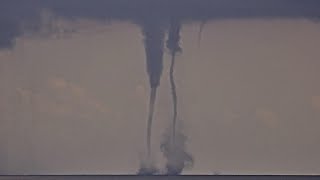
[
  {"x1": 0, "y1": 1, "x2": 40, "y2": 49},
  {"x1": 1, "y1": 0, "x2": 320, "y2": 49}
]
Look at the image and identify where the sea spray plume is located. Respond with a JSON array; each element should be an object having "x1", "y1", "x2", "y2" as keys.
[
  {"x1": 137, "y1": 18, "x2": 165, "y2": 175},
  {"x1": 160, "y1": 125, "x2": 194, "y2": 175}
]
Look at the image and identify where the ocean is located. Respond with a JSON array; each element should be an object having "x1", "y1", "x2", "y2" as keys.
[{"x1": 0, "y1": 175, "x2": 319, "y2": 180}]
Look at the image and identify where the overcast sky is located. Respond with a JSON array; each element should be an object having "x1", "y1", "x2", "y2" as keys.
[{"x1": 1, "y1": 1, "x2": 320, "y2": 175}]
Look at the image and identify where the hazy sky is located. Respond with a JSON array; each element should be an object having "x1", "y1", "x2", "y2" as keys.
[{"x1": 1, "y1": 1, "x2": 320, "y2": 175}]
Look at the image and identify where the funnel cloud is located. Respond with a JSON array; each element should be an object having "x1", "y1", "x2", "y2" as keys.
[{"x1": 137, "y1": 19, "x2": 165, "y2": 174}]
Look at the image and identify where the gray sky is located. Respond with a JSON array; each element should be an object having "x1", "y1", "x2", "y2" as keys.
[
  {"x1": 1, "y1": 18, "x2": 320, "y2": 175},
  {"x1": 1, "y1": 1, "x2": 320, "y2": 175}
]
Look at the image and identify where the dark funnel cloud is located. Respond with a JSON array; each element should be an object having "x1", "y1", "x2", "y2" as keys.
[
  {"x1": 142, "y1": 20, "x2": 166, "y2": 89},
  {"x1": 159, "y1": 17, "x2": 193, "y2": 175},
  {"x1": 137, "y1": 16, "x2": 165, "y2": 175},
  {"x1": 167, "y1": 17, "x2": 181, "y2": 144},
  {"x1": 137, "y1": 88, "x2": 159, "y2": 175}
]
